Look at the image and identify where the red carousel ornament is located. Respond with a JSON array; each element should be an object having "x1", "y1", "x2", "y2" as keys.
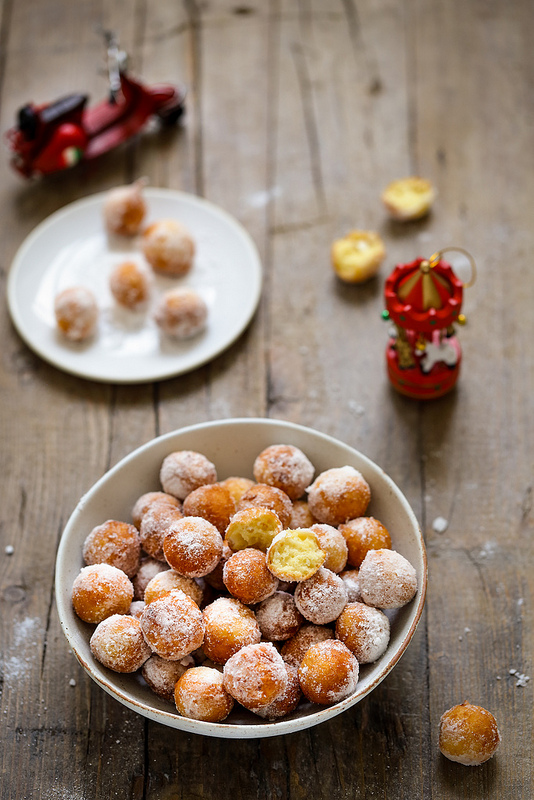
[{"x1": 382, "y1": 247, "x2": 476, "y2": 400}]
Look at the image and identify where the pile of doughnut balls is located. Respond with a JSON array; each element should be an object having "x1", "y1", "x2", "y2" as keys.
[
  {"x1": 54, "y1": 181, "x2": 207, "y2": 343},
  {"x1": 71, "y1": 442, "x2": 423, "y2": 725}
]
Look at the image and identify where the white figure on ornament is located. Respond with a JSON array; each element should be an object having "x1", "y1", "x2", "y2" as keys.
[{"x1": 419, "y1": 339, "x2": 458, "y2": 373}]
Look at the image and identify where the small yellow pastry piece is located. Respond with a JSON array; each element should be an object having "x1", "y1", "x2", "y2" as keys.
[
  {"x1": 225, "y1": 507, "x2": 283, "y2": 552},
  {"x1": 331, "y1": 230, "x2": 386, "y2": 283},
  {"x1": 381, "y1": 177, "x2": 436, "y2": 221},
  {"x1": 266, "y1": 529, "x2": 325, "y2": 582}
]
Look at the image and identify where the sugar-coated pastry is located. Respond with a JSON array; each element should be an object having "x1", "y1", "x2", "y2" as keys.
[
  {"x1": 144, "y1": 568, "x2": 203, "y2": 606},
  {"x1": 306, "y1": 466, "x2": 371, "y2": 526},
  {"x1": 298, "y1": 640, "x2": 359, "y2": 705},
  {"x1": 90, "y1": 614, "x2": 151, "y2": 673},
  {"x1": 339, "y1": 569, "x2": 362, "y2": 603},
  {"x1": 174, "y1": 666, "x2": 234, "y2": 722},
  {"x1": 160, "y1": 450, "x2": 217, "y2": 501},
  {"x1": 139, "y1": 503, "x2": 183, "y2": 562},
  {"x1": 222, "y1": 548, "x2": 278, "y2": 605},
  {"x1": 142, "y1": 218, "x2": 195, "y2": 276},
  {"x1": 182, "y1": 483, "x2": 236, "y2": 535},
  {"x1": 132, "y1": 491, "x2": 181, "y2": 530},
  {"x1": 294, "y1": 567, "x2": 348, "y2": 625},
  {"x1": 109, "y1": 261, "x2": 151, "y2": 310},
  {"x1": 335, "y1": 602, "x2": 390, "y2": 663},
  {"x1": 358, "y1": 549, "x2": 418, "y2": 608},
  {"x1": 223, "y1": 642, "x2": 288, "y2": 711},
  {"x1": 266, "y1": 529, "x2": 325, "y2": 583},
  {"x1": 103, "y1": 180, "x2": 147, "y2": 236},
  {"x1": 218, "y1": 476, "x2": 255, "y2": 504},
  {"x1": 132, "y1": 558, "x2": 169, "y2": 600},
  {"x1": 281, "y1": 623, "x2": 335, "y2": 668},
  {"x1": 290, "y1": 500, "x2": 318, "y2": 529},
  {"x1": 72, "y1": 563, "x2": 133, "y2": 624},
  {"x1": 140, "y1": 589, "x2": 204, "y2": 660},
  {"x1": 310, "y1": 523, "x2": 348, "y2": 573},
  {"x1": 54, "y1": 286, "x2": 98, "y2": 342},
  {"x1": 237, "y1": 483, "x2": 293, "y2": 529},
  {"x1": 439, "y1": 702, "x2": 501, "y2": 766},
  {"x1": 331, "y1": 230, "x2": 386, "y2": 283},
  {"x1": 252, "y1": 445, "x2": 315, "y2": 501},
  {"x1": 163, "y1": 516, "x2": 223, "y2": 578},
  {"x1": 202, "y1": 597, "x2": 261, "y2": 664},
  {"x1": 154, "y1": 288, "x2": 208, "y2": 339},
  {"x1": 253, "y1": 664, "x2": 301, "y2": 720},
  {"x1": 339, "y1": 516, "x2": 392, "y2": 568},
  {"x1": 82, "y1": 519, "x2": 140, "y2": 578},
  {"x1": 381, "y1": 177, "x2": 435, "y2": 221},
  {"x1": 224, "y1": 506, "x2": 283, "y2": 553},
  {"x1": 256, "y1": 591, "x2": 303, "y2": 642},
  {"x1": 142, "y1": 653, "x2": 194, "y2": 703}
]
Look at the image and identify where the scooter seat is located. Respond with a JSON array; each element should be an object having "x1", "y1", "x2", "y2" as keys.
[{"x1": 41, "y1": 93, "x2": 89, "y2": 126}]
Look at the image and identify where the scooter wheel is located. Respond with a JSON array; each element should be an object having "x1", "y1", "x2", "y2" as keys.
[{"x1": 157, "y1": 101, "x2": 185, "y2": 126}]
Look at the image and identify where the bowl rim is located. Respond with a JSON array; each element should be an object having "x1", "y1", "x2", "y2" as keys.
[{"x1": 55, "y1": 417, "x2": 427, "y2": 738}]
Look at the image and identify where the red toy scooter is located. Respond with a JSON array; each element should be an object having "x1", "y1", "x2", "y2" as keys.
[{"x1": 5, "y1": 31, "x2": 186, "y2": 178}]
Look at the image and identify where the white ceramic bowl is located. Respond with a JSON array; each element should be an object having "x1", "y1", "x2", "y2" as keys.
[{"x1": 55, "y1": 418, "x2": 427, "y2": 739}]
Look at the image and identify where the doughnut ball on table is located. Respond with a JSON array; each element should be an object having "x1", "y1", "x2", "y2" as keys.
[
  {"x1": 266, "y1": 529, "x2": 325, "y2": 582},
  {"x1": 298, "y1": 640, "x2": 359, "y2": 705},
  {"x1": 331, "y1": 230, "x2": 386, "y2": 283},
  {"x1": 252, "y1": 445, "x2": 315, "y2": 501},
  {"x1": 174, "y1": 666, "x2": 234, "y2": 722},
  {"x1": 204, "y1": 541, "x2": 233, "y2": 591},
  {"x1": 139, "y1": 503, "x2": 183, "y2": 562},
  {"x1": 132, "y1": 492, "x2": 181, "y2": 530},
  {"x1": 82, "y1": 519, "x2": 140, "y2": 578},
  {"x1": 202, "y1": 597, "x2": 261, "y2": 664},
  {"x1": 182, "y1": 483, "x2": 236, "y2": 535},
  {"x1": 310, "y1": 523, "x2": 348, "y2": 573},
  {"x1": 144, "y1": 568, "x2": 203, "y2": 606},
  {"x1": 218, "y1": 476, "x2": 255, "y2": 505},
  {"x1": 306, "y1": 466, "x2": 371, "y2": 526},
  {"x1": 109, "y1": 261, "x2": 151, "y2": 310},
  {"x1": 222, "y1": 548, "x2": 278, "y2": 605},
  {"x1": 72, "y1": 563, "x2": 133, "y2": 624},
  {"x1": 281, "y1": 623, "x2": 335, "y2": 668},
  {"x1": 103, "y1": 180, "x2": 147, "y2": 236},
  {"x1": 381, "y1": 177, "x2": 435, "y2": 221},
  {"x1": 142, "y1": 653, "x2": 193, "y2": 703},
  {"x1": 253, "y1": 664, "x2": 301, "y2": 720},
  {"x1": 439, "y1": 702, "x2": 501, "y2": 766},
  {"x1": 142, "y1": 219, "x2": 195, "y2": 276},
  {"x1": 54, "y1": 287, "x2": 98, "y2": 342},
  {"x1": 335, "y1": 602, "x2": 390, "y2": 664},
  {"x1": 339, "y1": 569, "x2": 362, "y2": 603},
  {"x1": 223, "y1": 642, "x2": 288, "y2": 711},
  {"x1": 237, "y1": 484, "x2": 293, "y2": 529},
  {"x1": 224, "y1": 507, "x2": 283, "y2": 553},
  {"x1": 160, "y1": 450, "x2": 217, "y2": 501},
  {"x1": 163, "y1": 516, "x2": 223, "y2": 578},
  {"x1": 140, "y1": 589, "x2": 204, "y2": 660},
  {"x1": 290, "y1": 500, "x2": 317, "y2": 529},
  {"x1": 154, "y1": 288, "x2": 208, "y2": 340},
  {"x1": 294, "y1": 567, "x2": 348, "y2": 625},
  {"x1": 132, "y1": 558, "x2": 169, "y2": 600},
  {"x1": 256, "y1": 591, "x2": 303, "y2": 642},
  {"x1": 339, "y1": 516, "x2": 392, "y2": 568},
  {"x1": 358, "y1": 549, "x2": 418, "y2": 608},
  {"x1": 90, "y1": 614, "x2": 151, "y2": 673}
]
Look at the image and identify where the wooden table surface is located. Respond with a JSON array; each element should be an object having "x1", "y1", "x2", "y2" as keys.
[{"x1": 1, "y1": 1, "x2": 532, "y2": 797}]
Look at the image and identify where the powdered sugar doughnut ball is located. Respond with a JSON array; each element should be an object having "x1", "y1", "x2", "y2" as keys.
[
  {"x1": 72, "y1": 563, "x2": 133, "y2": 624},
  {"x1": 256, "y1": 591, "x2": 303, "y2": 642},
  {"x1": 202, "y1": 597, "x2": 261, "y2": 664},
  {"x1": 266, "y1": 529, "x2": 325, "y2": 582},
  {"x1": 132, "y1": 492, "x2": 181, "y2": 530},
  {"x1": 339, "y1": 516, "x2": 392, "y2": 568},
  {"x1": 439, "y1": 702, "x2": 501, "y2": 765},
  {"x1": 306, "y1": 466, "x2": 371, "y2": 526},
  {"x1": 358, "y1": 549, "x2": 418, "y2": 608},
  {"x1": 140, "y1": 589, "x2": 204, "y2": 660},
  {"x1": 163, "y1": 517, "x2": 223, "y2": 578},
  {"x1": 290, "y1": 500, "x2": 317, "y2": 529},
  {"x1": 237, "y1": 484, "x2": 293, "y2": 529},
  {"x1": 142, "y1": 653, "x2": 194, "y2": 702},
  {"x1": 132, "y1": 558, "x2": 169, "y2": 600},
  {"x1": 310, "y1": 523, "x2": 348, "y2": 573},
  {"x1": 82, "y1": 519, "x2": 140, "y2": 578},
  {"x1": 182, "y1": 483, "x2": 236, "y2": 535},
  {"x1": 142, "y1": 219, "x2": 195, "y2": 276},
  {"x1": 90, "y1": 614, "x2": 151, "y2": 673},
  {"x1": 154, "y1": 288, "x2": 207, "y2": 339},
  {"x1": 103, "y1": 180, "x2": 147, "y2": 236},
  {"x1": 339, "y1": 569, "x2": 362, "y2": 603},
  {"x1": 218, "y1": 476, "x2": 255, "y2": 504},
  {"x1": 109, "y1": 261, "x2": 151, "y2": 310},
  {"x1": 298, "y1": 640, "x2": 359, "y2": 705},
  {"x1": 253, "y1": 445, "x2": 315, "y2": 501},
  {"x1": 335, "y1": 602, "x2": 390, "y2": 663},
  {"x1": 223, "y1": 642, "x2": 288, "y2": 710},
  {"x1": 160, "y1": 450, "x2": 217, "y2": 501},
  {"x1": 144, "y1": 568, "x2": 203, "y2": 606},
  {"x1": 54, "y1": 287, "x2": 98, "y2": 342},
  {"x1": 253, "y1": 664, "x2": 301, "y2": 720},
  {"x1": 294, "y1": 567, "x2": 348, "y2": 625},
  {"x1": 281, "y1": 623, "x2": 335, "y2": 668},
  {"x1": 223, "y1": 548, "x2": 278, "y2": 605},
  {"x1": 225, "y1": 507, "x2": 283, "y2": 553},
  {"x1": 174, "y1": 666, "x2": 234, "y2": 722},
  {"x1": 139, "y1": 503, "x2": 183, "y2": 562}
]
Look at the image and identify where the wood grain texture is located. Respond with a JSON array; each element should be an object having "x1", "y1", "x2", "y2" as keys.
[{"x1": 0, "y1": 0, "x2": 532, "y2": 797}]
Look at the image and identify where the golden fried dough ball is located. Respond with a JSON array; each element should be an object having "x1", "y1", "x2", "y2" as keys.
[
  {"x1": 439, "y1": 702, "x2": 501, "y2": 766},
  {"x1": 163, "y1": 516, "x2": 223, "y2": 578},
  {"x1": 335, "y1": 602, "x2": 390, "y2": 663},
  {"x1": 223, "y1": 548, "x2": 278, "y2": 605},
  {"x1": 306, "y1": 466, "x2": 371, "y2": 526},
  {"x1": 358, "y1": 549, "x2": 418, "y2": 608},
  {"x1": 90, "y1": 614, "x2": 151, "y2": 672},
  {"x1": 142, "y1": 219, "x2": 195, "y2": 276},
  {"x1": 331, "y1": 230, "x2": 386, "y2": 283},
  {"x1": 202, "y1": 597, "x2": 261, "y2": 664},
  {"x1": 174, "y1": 666, "x2": 234, "y2": 722},
  {"x1": 298, "y1": 640, "x2": 359, "y2": 705},
  {"x1": 160, "y1": 450, "x2": 217, "y2": 501},
  {"x1": 223, "y1": 642, "x2": 288, "y2": 711},
  {"x1": 339, "y1": 516, "x2": 392, "y2": 568},
  {"x1": 72, "y1": 563, "x2": 133, "y2": 624},
  {"x1": 310, "y1": 523, "x2": 348, "y2": 573},
  {"x1": 54, "y1": 287, "x2": 98, "y2": 342},
  {"x1": 82, "y1": 519, "x2": 140, "y2": 578},
  {"x1": 253, "y1": 445, "x2": 315, "y2": 500},
  {"x1": 103, "y1": 180, "x2": 147, "y2": 236},
  {"x1": 140, "y1": 589, "x2": 204, "y2": 660},
  {"x1": 182, "y1": 483, "x2": 236, "y2": 535},
  {"x1": 381, "y1": 177, "x2": 435, "y2": 221}
]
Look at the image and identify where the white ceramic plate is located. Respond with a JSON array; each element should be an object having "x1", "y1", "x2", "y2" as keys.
[
  {"x1": 7, "y1": 189, "x2": 262, "y2": 383},
  {"x1": 55, "y1": 418, "x2": 427, "y2": 739}
]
